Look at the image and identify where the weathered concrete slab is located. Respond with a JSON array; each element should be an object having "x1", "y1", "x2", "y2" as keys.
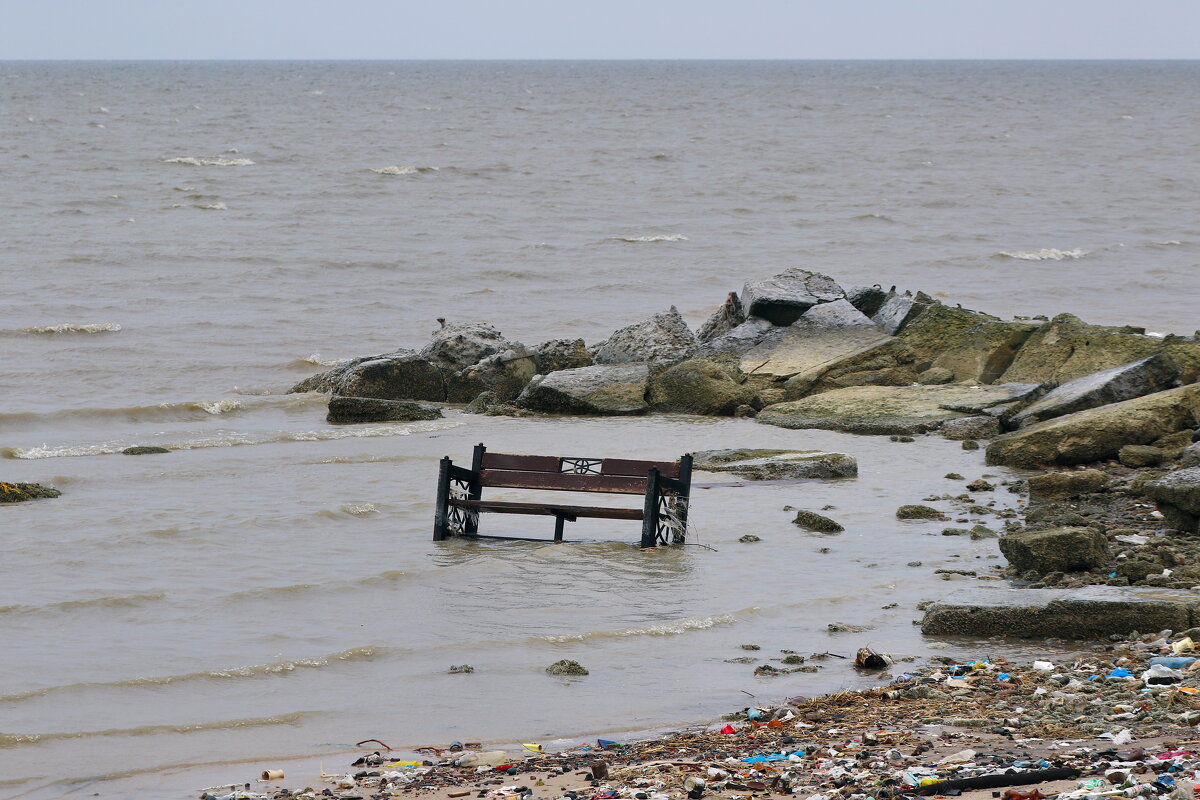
[
  {"x1": 921, "y1": 585, "x2": 1200, "y2": 639},
  {"x1": 1009, "y1": 355, "x2": 1176, "y2": 428},
  {"x1": 740, "y1": 269, "x2": 845, "y2": 326},
  {"x1": 692, "y1": 448, "x2": 857, "y2": 480},
  {"x1": 757, "y1": 384, "x2": 1042, "y2": 436},
  {"x1": 516, "y1": 363, "x2": 650, "y2": 415},
  {"x1": 740, "y1": 324, "x2": 894, "y2": 380}
]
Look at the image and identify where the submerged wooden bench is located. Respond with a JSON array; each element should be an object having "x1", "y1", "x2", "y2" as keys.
[{"x1": 434, "y1": 443, "x2": 692, "y2": 547}]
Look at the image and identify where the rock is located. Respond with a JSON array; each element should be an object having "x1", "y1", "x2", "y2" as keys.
[
  {"x1": 1181, "y1": 442, "x2": 1200, "y2": 468},
  {"x1": 532, "y1": 338, "x2": 593, "y2": 374},
  {"x1": 122, "y1": 445, "x2": 169, "y2": 455},
  {"x1": 647, "y1": 358, "x2": 756, "y2": 415},
  {"x1": 1142, "y1": 467, "x2": 1200, "y2": 533},
  {"x1": 998, "y1": 526, "x2": 1109, "y2": 573},
  {"x1": 740, "y1": 268, "x2": 845, "y2": 325},
  {"x1": 420, "y1": 323, "x2": 514, "y2": 372},
  {"x1": 448, "y1": 664, "x2": 474, "y2": 674},
  {"x1": 738, "y1": 312, "x2": 915, "y2": 399},
  {"x1": 792, "y1": 510, "x2": 844, "y2": 533},
  {"x1": 941, "y1": 415, "x2": 1001, "y2": 441},
  {"x1": 693, "y1": 448, "x2": 858, "y2": 480},
  {"x1": 1027, "y1": 469, "x2": 1109, "y2": 498},
  {"x1": 871, "y1": 292, "x2": 931, "y2": 335},
  {"x1": 1117, "y1": 559, "x2": 1161, "y2": 583},
  {"x1": 697, "y1": 292, "x2": 745, "y2": 342},
  {"x1": 756, "y1": 383, "x2": 1041, "y2": 436},
  {"x1": 944, "y1": 472, "x2": 965, "y2": 480},
  {"x1": 998, "y1": 316, "x2": 1167, "y2": 385},
  {"x1": 917, "y1": 367, "x2": 954, "y2": 385},
  {"x1": 733, "y1": 404, "x2": 757, "y2": 418},
  {"x1": 293, "y1": 351, "x2": 446, "y2": 401},
  {"x1": 546, "y1": 659, "x2": 588, "y2": 676},
  {"x1": 898, "y1": 304, "x2": 1038, "y2": 384},
  {"x1": 592, "y1": 306, "x2": 697, "y2": 364},
  {"x1": 845, "y1": 284, "x2": 889, "y2": 318},
  {"x1": 1009, "y1": 355, "x2": 1177, "y2": 428},
  {"x1": 1153, "y1": 428, "x2": 1194, "y2": 458},
  {"x1": 985, "y1": 385, "x2": 1200, "y2": 468},
  {"x1": 0, "y1": 482, "x2": 61, "y2": 503},
  {"x1": 961, "y1": 439, "x2": 980, "y2": 450},
  {"x1": 738, "y1": 534, "x2": 761, "y2": 543},
  {"x1": 692, "y1": 317, "x2": 779, "y2": 358},
  {"x1": 516, "y1": 363, "x2": 650, "y2": 415},
  {"x1": 966, "y1": 479, "x2": 994, "y2": 492},
  {"x1": 446, "y1": 347, "x2": 537, "y2": 402},
  {"x1": 921, "y1": 585, "x2": 1200, "y2": 638},
  {"x1": 326, "y1": 395, "x2": 443, "y2": 424},
  {"x1": 896, "y1": 504, "x2": 947, "y2": 520},
  {"x1": 1120, "y1": 444, "x2": 1165, "y2": 468},
  {"x1": 463, "y1": 391, "x2": 499, "y2": 414}
]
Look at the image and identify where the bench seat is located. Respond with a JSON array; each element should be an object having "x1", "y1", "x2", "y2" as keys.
[{"x1": 449, "y1": 499, "x2": 644, "y2": 520}]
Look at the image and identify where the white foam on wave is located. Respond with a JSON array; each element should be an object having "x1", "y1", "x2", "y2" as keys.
[
  {"x1": 608, "y1": 234, "x2": 688, "y2": 243},
  {"x1": 298, "y1": 352, "x2": 348, "y2": 367},
  {"x1": 2, "y1": 419, "x2": 463, "y2": 460},
  {"x1": 18, "y1": 322, "x2": 121, "y2": 335},
  {"x1": 163, "y1": 156, "x2": 255, "y2": 167},
  {"x1": 196, "y1": 399, "x2": 241, "y2": 415},
  {"x1": 1148, "y1": 240, "x2": 1183, "y2": 247},
  {"x1": 371, "y1": 165, "x2": 438, "y2": 175},
  {"x1": 194, "y1": 202, "x2": 226, "y2": 211},
  {"x1": 996, "y1": 248, "x2": 1088, "y2": 261},
  {"x1": 537, "y1": 612, "x2": 743, "y2": 643},
  {"x1": 341, "y1": 502, "x2": 378, "y2": 516}
]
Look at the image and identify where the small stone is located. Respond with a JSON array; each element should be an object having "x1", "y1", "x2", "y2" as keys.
[
  {"x1": 944, "y1": 472, "x2": 964, "y2": 480},
  {"x1": 941, "y1": 528, "x2": 969, "y2": 536},
  {"x1": 961, "y1": 439, "x2": 980, "y2": 451},
  {"x1": 1119, "y1": 444, "x2": 1165, "y2": 468},
  {"x1": 889, "y1": 435, "x2": 915, "y2": 443},
  {"x1": 827, "y1": 622, "x2": 870, "y2": 633},
  {"x1": 545, "y1": 659, "x2": 588, "y2": 676},
  {"x1": 896, "y1": 504, "x2": 948, "y2": 520},
  {"x1": 122, "y1": 445, "x2": 170, "y2": 455},
  {"x1": 738, "y1": 534, "x2": 761, "y2": 543},
  {"x1": 754, "y1": 664, "x2": 782, "y2": 676},
  {"x1": 780, "y1": 654, "x2": 806, "y2": 665},
  {"x1": 792, "y1": 509, "x2": 844, "y2": 533},
  {"x1": 448, "y1": 664, "x2": 474, "y2": 674},
  {"x1": 907, "y1": 560, "x2": 923, "y2": 567},
  {"x1": 724, "y1": 656, "x2": 757, "y2": 664},
  {"x1": 966, "y1": 479, "x2": 995, "y2": 492},
  {"x1": 740, "y1": 643, "x2": 761, "y2": 651}
]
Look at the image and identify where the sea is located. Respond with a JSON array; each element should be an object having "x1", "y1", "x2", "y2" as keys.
[{"x1": 2, "y1": 60, "x2": 1198, "y2": 799}]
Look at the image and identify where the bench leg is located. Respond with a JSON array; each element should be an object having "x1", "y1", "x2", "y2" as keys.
[
  {"x1": 433, "y1": 456, "x2": 452, "y2": 541},
  {"x1": 640, "y1": 467, "x2": 660, "y2": 548},
  {"x1": 553, "y1": 513, "x2": 566, "y2": 542}
]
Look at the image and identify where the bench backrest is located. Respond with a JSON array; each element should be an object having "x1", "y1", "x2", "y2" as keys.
[{"x1": 478, "y1": 451, "x2": 680, "y2": 495}]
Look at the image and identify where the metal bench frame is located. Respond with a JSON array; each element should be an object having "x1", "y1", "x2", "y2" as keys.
[{"x1": 433, "y1": 443, "x2": 692, "y2": 547}]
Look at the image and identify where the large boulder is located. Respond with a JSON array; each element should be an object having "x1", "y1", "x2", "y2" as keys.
[
  {"x1": 647, "y1": 358, "x2": 756, "y2": 415},
  {"x1": 921, "y1": 586, "x2": 1200, "y2": 639},
  {"x1": 897, "y1": 304, "x2": 1038, "y2": 384},
  {"x1": 871, "y1": 292, "x2": 932, "y2": 335},
  {"x1": 739, "y1": 269, "x2": 844, "y2": 326},
  {"x1": 420, "y1": 323, "x2": 515, "y2": 372},
  {"x1": 1142, "y1": 467, "x2": 1200, "y2": 533},
  {"x1": 738, "y1": 301, "x2": 918, "y2": 399},
  {"x1": 327, "y1": 396, "x2": 443, "y2": 424},
  {"x1": 1027, "y1": 469, "x2": 1109, "y2": 498},
  {"x1": 998, "y1": 526, "x2": 1109, "y2": 574},
  {"x1": 1008, "y1": 355, "x2": 1177, "y2": 428},
  {"x1": 692, "y1": 448, "x2": 857, "y2": 480},
  {"x1": 291, "y1": 351, "x2": 446, "y2": 401},
  {"x1": 592, "y1": 307, "x2": 697, "y2": 365},
  {"x1": 516, "y1": 364, "x2": 650, "y2": 415},
  {"x1": 845, "y1": 285, "x2": 889, "y2": 318},
  {"x1": 756, "y1": 383, "x2": 1042, "y2": 436},
  {"x1": 446, "y1": 346, "x2": 538, "y2": 403},
  {"x1": 998, "y1": 314, "x2": 1166, "y2": 384},
  {"x1": 696, "y1": 292, "x2": 745, "y2": 343},
  {"x1": 532, "y1": 339, "x2": 593, "y2": 374},
  {"x1": 985, "y1": 384, "x2": 1200, "y2": 468}
]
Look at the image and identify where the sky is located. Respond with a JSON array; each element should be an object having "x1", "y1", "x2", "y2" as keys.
[{"x1": 2, "y1": 0, "x2": 1198, "y2": 60}]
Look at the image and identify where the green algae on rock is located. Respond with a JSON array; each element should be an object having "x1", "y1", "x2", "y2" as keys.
[{"x1": 0, "y1": 482, "x2": 61, "y2": 503}]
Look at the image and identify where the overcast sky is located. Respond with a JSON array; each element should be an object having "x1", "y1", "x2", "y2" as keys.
[{"x1": 3, "y1": 0, "x2": 1198, "y2": 60}]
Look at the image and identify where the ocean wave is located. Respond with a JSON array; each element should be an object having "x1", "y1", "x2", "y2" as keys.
[
  {"x1": 342, "y1": 502, "x2": 377, "y2": 515},
  {"x1": 608, "y1": 234, "x2": 688, "y2": 243},
  {"x1": 222, "y1": 569, "x2": 406, "y2": 602},
  {"x1": 0, "y1": 592, "x2": 166, "y2": 617},
  {"x1": 0, "y1": 647, "x2": 381, "y2": 704},
  {"x1": 2, "y1": 419, "x2": 463, "y2": 459},
  {"x1": 14, "y1": 322, "x2": 121, "y2": 335},
  {"x1": 995, "y1": 248, "x2": 1088, "y2": 261},
  {"x1": 194, "y1": 202, "x2": 226, "y2": 210},
  {"x1": 0, "y1": 397, "x2": 266, "y2": 427},
  {"x1": 1148, "y1": 240, "x2": 1183, "y2": 247},
  {"x1": 371, "y1": 165, "x2": 438, "y2": 175},
  {"x1": 852, "y1": 213, "x2": 894, "y2": 222},
  {"x1": 536, "y1": 612, "x2": 744, "y2": 643},
  {"x1": 163, "y1": 156, "x2": 255, "y2": 167},
  {"x1": 0, "y1": 712, "x2": 313, "y2": 748},
  {"x1": 292, "y1": 352, "x2": 348, "y2": 368}
]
